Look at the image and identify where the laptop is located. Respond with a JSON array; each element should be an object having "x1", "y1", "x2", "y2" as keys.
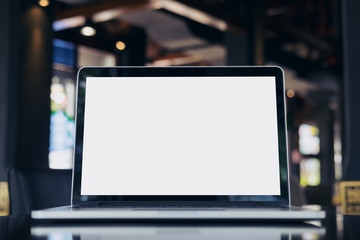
[{"x1": 32, "y1": 66, "x2": 325, "y2": 221}]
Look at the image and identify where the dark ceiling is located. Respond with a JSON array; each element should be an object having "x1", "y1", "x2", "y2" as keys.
[{"x1": 53, "y1": 0, "x2": 341, "y2": 78}]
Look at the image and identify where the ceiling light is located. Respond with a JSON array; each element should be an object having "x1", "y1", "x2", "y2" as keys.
[
  {"x1": 38, "y1": 0, "x2": 50, "y2": 7},
  {"x1": 116, "y1": 41, "x2": 126, "y2": 51},
  {"x1": 93, "y1": 8, "x2": 125, "y2": 23},
  {"x1": 53, "y1": 16, "x2": 86, "y2": 32},
  {"x1": 81, "y1": 26, "x2": 96, "y2": 37},
  {"x1": 157, "y1": 0, "x2": 228, "y2": 31}
]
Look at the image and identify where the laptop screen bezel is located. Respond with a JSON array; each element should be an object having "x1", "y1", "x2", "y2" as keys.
[{"x1": 72, "y1": 66, "x2": 290, "y2": 206}]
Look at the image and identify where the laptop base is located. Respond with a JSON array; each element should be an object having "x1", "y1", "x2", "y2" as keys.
[{"x1": 32, "y1": 205, "x2": 325, "y2": 221}]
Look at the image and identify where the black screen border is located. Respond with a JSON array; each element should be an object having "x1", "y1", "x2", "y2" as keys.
[{"x1": 72, "y1": 66, "x2": 290, "y2": 206}]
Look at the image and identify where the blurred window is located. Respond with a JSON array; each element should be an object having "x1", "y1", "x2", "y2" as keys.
[
  {"x1": 77, "y1": 45, "x2": 116, "y2": 68},
  {"x1": 49, "y1": 41, "x2": 116, "y2": 169},
  {"x1": 49, "y1": 39, "x2": 76, "y2": 169},
  {"x1": 300, "y1": 158, "x2": 321, "y2": 187},
  {"x1": 298, "y1": 124, "x2": 321, "y2": 186},
  {"x1": 53, "y1": 39, "x2": 75, "y2": 66},
  {"x1": 299, "y1": 124, "x2": 320, "y2": 155}
]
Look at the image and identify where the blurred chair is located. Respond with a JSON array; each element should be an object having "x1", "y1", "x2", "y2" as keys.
[
  {"x1": 7, "y1": 167, "x2": 71, "y2": 215},
  {"x1": 305, "y1": 185, "x2": 333, "y2": 206},
  {"x1": 290, "y1": 175, "x2": 307, "y2": 206}
]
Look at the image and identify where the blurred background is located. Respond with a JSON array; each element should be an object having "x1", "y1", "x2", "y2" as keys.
[{"x1": 1, "y1": 0, "x2": 360, "y2": 214}]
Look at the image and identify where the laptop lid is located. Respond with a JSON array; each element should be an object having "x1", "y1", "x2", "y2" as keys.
[{"x1": 72, "y1": 66, "x2": 289, "y2": 207}]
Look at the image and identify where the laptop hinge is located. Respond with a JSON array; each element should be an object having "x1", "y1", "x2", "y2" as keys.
[{"x1": 95, "y1": 201, "x2": 289, "y2": 208}]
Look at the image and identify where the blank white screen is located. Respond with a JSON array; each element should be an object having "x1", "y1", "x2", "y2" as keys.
[{"x1": 81, "y1": 77, "x2": 280, "y2": 195}]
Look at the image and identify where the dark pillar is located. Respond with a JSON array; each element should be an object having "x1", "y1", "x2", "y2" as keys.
[
  {"x1": 0, "y1": 0, "x2": 18, "y2": 180},
  {"x1": 225, "y1": 32, "x2": 250, "y2": 65},
  {"x1": 16, "y1": 2, "x2": 53, "y2": 169},
  {"x1": 118, "y1": 28, "x2": 146, "y2": 66},
  {"x1": 0, "y1": 0, "x2": 53, "y2": 174},
  {"x1": 225, "y1": 0, "x2": 265, "y2": 66},
  {"x1": 342, "y1": 0, "x2": 360, "y2": 180},
  {"x1": 251, "y1": 0, "x2": 265, "y2": 65}
]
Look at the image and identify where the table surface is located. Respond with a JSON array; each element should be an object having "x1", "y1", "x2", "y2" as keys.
[{"x1": 1, "y1": 206, "x2": 359, "y2": 240}]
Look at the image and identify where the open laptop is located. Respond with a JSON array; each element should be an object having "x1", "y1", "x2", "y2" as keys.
[{"x1": 32, "y1": 66, "x2": 325, "y2": 221}]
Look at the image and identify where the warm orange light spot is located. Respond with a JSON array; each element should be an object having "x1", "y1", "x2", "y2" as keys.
[
  {"x1": 287, "y1": 89, "x2": 295, "y2": 98},
  {"x1": 116, "y1": 41, "x2": 126, "y2": 51},
  {"x1": 38, "y1": 0, "x2": 50, "y2": 7}
]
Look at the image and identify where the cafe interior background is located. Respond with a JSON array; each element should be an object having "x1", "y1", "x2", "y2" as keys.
[{"x1": 1, "y1": 0, "x2": 360, "y2": 215}]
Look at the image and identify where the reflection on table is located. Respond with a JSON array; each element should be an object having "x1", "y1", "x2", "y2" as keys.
[
  {"x1": 3, "y1": 207, "x2": 360, "y2": 240},
  {"x1": 31, "y1": 224, "x2": 326, "y2": 240}
]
